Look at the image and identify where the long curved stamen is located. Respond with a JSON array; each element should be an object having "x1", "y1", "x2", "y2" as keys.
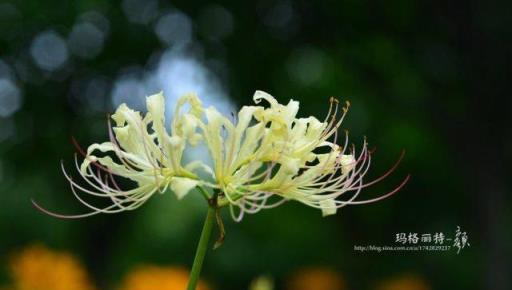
[
  {"x1": 230, "y1": 203, "x2": 245, "y2": 222},
  {"x1": 31, "y1": 199, "x2": 103, "y2": 219},
  {"x1": 343, "y1": 174, "x2": 410, "y2": 205},
  {"x1": 350, "y1": 150, "x2": 406, "y2": 190}
]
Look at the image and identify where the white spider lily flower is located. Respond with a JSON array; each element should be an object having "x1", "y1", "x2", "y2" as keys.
[
  {"x1": 192, "y1": 91, "x2": 408, "y2": 221},
  {"x1": 33, "y1": 92, "x2": 206, "y2": 218},
  {"x1": 33, "y1": 90, "x2": 407, "y2": 221}
]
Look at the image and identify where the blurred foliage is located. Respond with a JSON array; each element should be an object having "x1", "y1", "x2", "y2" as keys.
[{"x1": 0, "y1": 0, "x2": 510, "y2": 290}]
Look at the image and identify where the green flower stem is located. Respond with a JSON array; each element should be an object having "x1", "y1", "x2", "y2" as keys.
[
  {"x1": 197, "y1": 186, "x2": 212, "y2": 200},
  {"x1": 187, "y1": 204, "x2": 216, "y2": 290}
]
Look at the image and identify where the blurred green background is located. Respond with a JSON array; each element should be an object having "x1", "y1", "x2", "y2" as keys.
[{"x1": 0, "y1": 0, "x2": 510, "y2": 290}]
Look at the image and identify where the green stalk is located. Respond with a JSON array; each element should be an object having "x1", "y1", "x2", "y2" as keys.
[{"x1": 187, "y1": 205, "x2": 216, "y2": 290}]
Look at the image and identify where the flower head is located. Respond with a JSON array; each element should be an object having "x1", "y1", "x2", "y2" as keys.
[
  {"x1": 34, "y1": 90, "x2": 407, "y2": 220},
  {"x1": 189, "y1": 91, "x2": 409, "y2": 220},
  {"x1": 33, "y1": 92, "x2": 209, "y2": 218}
]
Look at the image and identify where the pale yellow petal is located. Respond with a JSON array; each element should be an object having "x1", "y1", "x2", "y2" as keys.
[
  {"x1": 320, "y1": 198, "x2": 337, "y2": 216},
  {"x1": 170, "y1": 177, "x2": 199, "y2": 199}
]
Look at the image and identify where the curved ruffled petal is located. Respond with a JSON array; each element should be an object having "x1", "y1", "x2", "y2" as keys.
[{"x1": 170, "y1": 177, "x2": 199, "y2": 199}]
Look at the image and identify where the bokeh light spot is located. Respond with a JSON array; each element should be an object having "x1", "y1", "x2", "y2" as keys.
[
  {"x1": 68, "y1": 22, "x2": 106, "y2": 59},
  {"x1": 30, "y1": 30, "x2": 69, "y2": 71},
  {"x1": 287, "y1": 47, "x2": 327, "y2": 86},
  {"x1": 154, "y1": 49, "x2": 234, "y2": 116},
  {"x1": 0, "y1": 78, "x2": 22, "y2": 117},
  {"x1": 111, "y1": 71, "x2": 147, "y2": 111},
  {"x1": 154, "y1": 11, "x2": 193, "y2": 46},
  {"x1": 122, "y1": 0, "x2": 158, "y2": 25},
  {"x1": 79, "y1": 11, "x2": 110, "y2": 34},
  {"x1": 0, "y1": 59, "x2": 15, "y2": 80}
]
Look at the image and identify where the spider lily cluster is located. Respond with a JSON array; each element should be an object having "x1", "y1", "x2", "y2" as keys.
[{"x1": 34, "y1": 91, "x2": 408, "y2": 221}]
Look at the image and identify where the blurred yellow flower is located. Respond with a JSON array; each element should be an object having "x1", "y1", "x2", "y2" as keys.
[
  {"x1": 119, "y1": 266, "x2": 210, "y2": 290},
  {"x1": 9, "y1": 244, "x2": 95, "y2": 290},
  {"x1": 287, "y1": 267, "x2": 345, "y2": 290},
  {"x1": 375, "y1": 275, "x2": 430, "y2": 290},
  {"x1": 249, "y1": 275, "x2": 274, "y2": 290}
]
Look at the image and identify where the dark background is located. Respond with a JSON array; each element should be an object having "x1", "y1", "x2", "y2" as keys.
[{"x1": 0, "y1": 0, "x2": 510, "y2": 289}]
